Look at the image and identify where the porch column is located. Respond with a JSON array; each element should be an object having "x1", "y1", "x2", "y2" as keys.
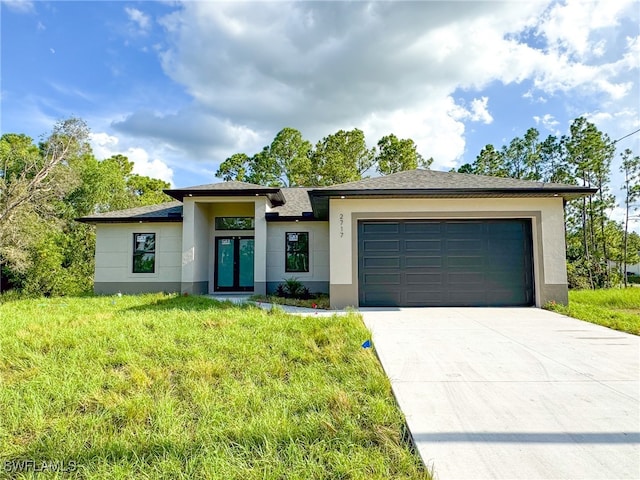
[
  {"x1": 180, "y1": 199, "x2": 209, "y2": 294},
  {"x1": 253, "y1": 198, "x2": 267, "y2": 295}
]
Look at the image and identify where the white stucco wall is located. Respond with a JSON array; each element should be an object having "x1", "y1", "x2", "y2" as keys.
[
  {"x1": 328, "y1": 196, "x2": 567, "y2": 306},
  {"x1": 266, "y1": 221, "x2": 330, "y2": 286},
  {"x1": 180, "y1": 196, "x2": 268, "y2": 293},
  {"x1": 95, "y1": 223, "x2": 182, "y2": 283}
]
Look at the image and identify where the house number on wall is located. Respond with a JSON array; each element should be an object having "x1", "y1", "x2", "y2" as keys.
[{"x1": 339, "y1": 213, "x2": 344, "y2": 237}]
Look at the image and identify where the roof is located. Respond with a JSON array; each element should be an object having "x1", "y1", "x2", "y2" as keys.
[
  {"x1": 77, "y1": 201, "x2": 183, "y2": 224},
  {"x1": 165, "y1": 180, "x2": 285, "y2": 204},
  {"x1": 314, "y1": 169, "x2": 592, "y2": 192},
  {"x1": 308, "y1": 169, "x2": 597, "y2": 218},
  {"x1": 77, "y1": 170, "x2": 597, "y2": 224},
  {"x1": 267, "y1": 188, "x2": 315, "y2": 220}
]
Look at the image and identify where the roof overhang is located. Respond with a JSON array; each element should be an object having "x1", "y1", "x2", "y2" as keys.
[
  {"x1": 164, "y1": 187, "x2": 286, "y2": 205},
  {"x1": 265, "y1": 211, "x2": 323, "y2": 222},
  {"x1": 76, "y1": 216, "x2": 183, "y2": 224},
  {"x1": 308, "y1": 187, "x2": 598, "y2": 219}
]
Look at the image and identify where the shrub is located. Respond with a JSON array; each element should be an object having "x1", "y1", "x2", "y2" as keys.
[{"x1": 275, "y1": 277, "x2": 312, "y2": 299}]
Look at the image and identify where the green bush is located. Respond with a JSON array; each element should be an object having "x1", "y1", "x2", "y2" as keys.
[{"x1": 275, "y1": 277, "x2": 311, "y2": 300}]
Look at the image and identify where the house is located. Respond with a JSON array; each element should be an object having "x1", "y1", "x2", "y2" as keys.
[{"x1": 78, "y1": 169, "x2": 596, "y2": 308}]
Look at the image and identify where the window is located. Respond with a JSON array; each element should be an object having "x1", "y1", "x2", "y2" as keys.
[
  {"x1": 133, "y1": 233, "x2": 156, "y2": 273},
  {"x1": 215, "y1": 217, "x2": 254, "y2": 230},
  {"x1": 285, "y1": 232, "x2": 309, "y2": 272}
]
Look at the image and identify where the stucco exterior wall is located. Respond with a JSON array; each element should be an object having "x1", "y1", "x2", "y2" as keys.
[
  {"x1": 94, "y1": 222, "x2": 182, "y2": 294},
  {"x1": 181, "y1": 196, "x2": 267, "y2": 294},
  {"x1": 328, "y1": 197, "x2": 568, "y2": 309},
  {"x1": 265, "y1": 221, "x2": 330, "y2": 293}
]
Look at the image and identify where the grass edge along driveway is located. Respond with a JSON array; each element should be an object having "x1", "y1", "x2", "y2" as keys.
[
  {"x1": 0, "y1": 294, "x2": 430, "y2": 480},
  {"x1": 546, "y1": 288, "x2": 640, "y2": 335}
]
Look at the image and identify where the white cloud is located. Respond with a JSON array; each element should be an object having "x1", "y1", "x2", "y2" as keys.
[
  {"x1": 126, "y1": 147, "x2": 174, "y2": 186},
  {"x1": 125, "y1": 7, "x2": 151, "y2": 34},
  {"x1": 89, "y1": 132, "x2": 120, "y2": 160},
  {"x1": 469, "y1": 97, "x2": 493, "y2": 124},
  {"x1": 533, "y1": 114, "x2": 560, "y2": 132},
  {"x1": 90, "y1": 132, "x2": 174, "y2": 186},
  {"x1": 2, "y1": 0, "x2": 34, "y2": 14},
  {"x1": 108, "y1": 1, "x2": 638, "y2": 175},
  {"x1": 538, "y1": 0, "x2": 635, "y2": 60}
]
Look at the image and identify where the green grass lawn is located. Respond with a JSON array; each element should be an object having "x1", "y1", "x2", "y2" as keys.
[
  {"x1": 547, "y1": 288, "x2": 640, "y2": 335},
  {"x1": 0, "y1": 294, "x2": 429, "y2": 479}
]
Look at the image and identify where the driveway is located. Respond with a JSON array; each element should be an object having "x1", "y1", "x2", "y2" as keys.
[{"x1": 360, "y1": 307, "x2": 640, "y2": 480}]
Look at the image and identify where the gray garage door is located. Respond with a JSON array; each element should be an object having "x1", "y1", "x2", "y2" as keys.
[{"x1": 358, "y1": 219, "x2": 534, "y2": 307}]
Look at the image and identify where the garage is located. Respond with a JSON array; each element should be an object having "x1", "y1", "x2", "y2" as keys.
[{"x1": 358, "y1": 219, "x2": 534, "y2": 307}]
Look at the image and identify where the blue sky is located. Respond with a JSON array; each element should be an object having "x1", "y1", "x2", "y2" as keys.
[{"x1": 2, "y1": 1, "x2": 639, "y2": 220}]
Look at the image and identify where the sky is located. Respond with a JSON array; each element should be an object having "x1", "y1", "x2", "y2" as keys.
[{"x1": 1, "y1": 1, "x2": 639, "y2": 212}]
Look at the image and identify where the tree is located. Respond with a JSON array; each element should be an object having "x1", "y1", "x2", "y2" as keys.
[
  {"x1": 472, "y1": 144, "x2": 508, "y2": 177},
  {"x1": 1, "y1": 119, "x2": 172, "y2": 296},
  {"x1": 620, "y1": 148, "x2": 640, "y2": 286},
  {"x1": 1, "y1": 119, "x2": 90, "y2": 292},
  {"x1": 375, "y1": 134, "x2": 431, "y2": 175},
  {"x1": 245, "y1": 146, "x2": 281, "y2": 187},
  {"x1": 501, "y1": 128, "x2": 543, "y2": 180},
  {"x1": 310, "y1": 128, "x2": 375, "y2": 186},
  {"x1": 565, "y1": 117, "x2": 616, "y2": 288},
  {"x1": 269, "y1": 128, "x2": 312, "y2": 186},
  {"x1": 216, "y1": 128, "x2": 312, "y2": 187},
  {"x1": 0, "y1": 117, "x2": 89, "y2": 228},
  {"x1": 215, "y1": 153, "x2": 251, "y2": 183}
]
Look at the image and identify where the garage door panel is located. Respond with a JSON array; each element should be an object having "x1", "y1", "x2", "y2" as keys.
[
  {"x1": 405, "y1": 256, "x2": 442, "y2": 268},
  {"x1": 405, "y1": 273, "x2": 443, "y2": 284},
  {"x1": 362, "y1": 292, "x2": 402, "y2": 306},
  {"x1": 363, "y1": 257, "x2": 400, "y2": 268},
  {"x1": 447, "y1": 272, "x2": 485, "y2": 283},
  {"x1": 488, "y1": 222, "x2": 523, "y2": 235},
  {"x1": 362, "y1": 223, "x2": 399, "y2": 234},
  {"x1": 447, "y1": 239, "x2": 483, "y2": 251},
  {"x1": 359, "y1": 219, "x2": 534, "y2": 307},
  {"x1": 363, "y1": 273, "x2": 401, "y2": 285},
  {"x1": 405, "y1": 239, "x2": 442, "y2": 251},
  {"x1": 404, "y1": 222, "x2": 442, "y2": 234},
  {"x1": 447, "y1": 255, "x2": 485, "y2": 267},
  {"x1": 446, "y1": 222, "x2": 483, "y2": 234},
  {"x1": 362, "y1": 239, "x2": 400, "y2": 251},
  {"x1": 406, "y1": 291, "x2": 445, "y2": 304}
]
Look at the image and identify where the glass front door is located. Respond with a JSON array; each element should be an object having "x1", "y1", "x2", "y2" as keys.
[{"x1": 215, "y1": 237, "x2": 254, "y2": 291}]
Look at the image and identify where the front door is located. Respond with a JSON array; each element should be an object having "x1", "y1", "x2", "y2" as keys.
[{"x1": 214, "y1": 236, "x2": 254, "y2": 291}]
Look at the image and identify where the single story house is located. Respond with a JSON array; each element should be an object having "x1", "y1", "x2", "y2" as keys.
[{"x1": 78, "y1": 169, "x2": 596, "y2": 308}]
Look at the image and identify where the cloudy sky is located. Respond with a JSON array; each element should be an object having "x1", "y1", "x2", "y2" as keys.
[{"x1": 2, "y1": 0, "x2": 639, "y2": 195}]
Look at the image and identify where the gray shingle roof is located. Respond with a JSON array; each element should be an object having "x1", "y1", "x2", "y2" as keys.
[
  {"x1": 269, "y1": 188, "x2": 313, "y2": 217},
  {"x1": 316, "y1": 169, "x2": 588, "y2": 191},
  {"x1": 78, "y1": 169, "x2": 596, "y2": 223},
  {"x1": 77, "y1": 201, "x2": 183, "y2": 223},
  {"x1": 308, "y1": 169, "x2": 596, "y2": 219},
  {"x1": 165, "y1": 180, "x2": 285, "y2": 203},
  {"x1": 172, "y1": 180, "x2": 274, "y2": 191}
]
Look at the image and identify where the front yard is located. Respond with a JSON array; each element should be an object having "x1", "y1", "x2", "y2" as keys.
[
  {"x1": 0, "y1": 294, "x2": 429, "y2": 479},
  {"x1": 547, "y1": 288, "x2": 640, "y2": 335}
]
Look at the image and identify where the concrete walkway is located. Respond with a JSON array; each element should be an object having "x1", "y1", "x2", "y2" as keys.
[
  {"x1": 360, "y1": 307, "x2": 640, "y2": 480},
  {"x1": 205, "y1": 294, "x2": 349, "y2": 317}
]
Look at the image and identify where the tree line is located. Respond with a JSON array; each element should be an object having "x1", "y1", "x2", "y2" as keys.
[
  {"x1": 0, "y1": 118, "x2": 171, "y2": 295},
  {"x1": 1, "y1": 117, "x2": 638, "y2": 296},
  {"x1": 215, "y1": 127, "x2": 431, "y2": 186},
  {"x1": 455, "y1": 117, "x2": 640, "y2": 289}
]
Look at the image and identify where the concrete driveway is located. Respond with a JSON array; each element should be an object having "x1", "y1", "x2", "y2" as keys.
[{"x1": 360, "y1": 307, "x2": 640, "y2": 480}]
